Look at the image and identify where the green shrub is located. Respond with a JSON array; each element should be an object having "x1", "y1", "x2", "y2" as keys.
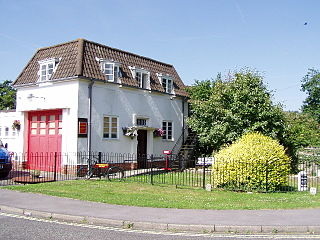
[{"x1": 212, "y1": 132, "x2": 291, "y2": 191}]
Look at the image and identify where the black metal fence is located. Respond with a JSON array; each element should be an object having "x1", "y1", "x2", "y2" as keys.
[{"x1": 0, "y1": 150, "x2": 319, "y2": 193}]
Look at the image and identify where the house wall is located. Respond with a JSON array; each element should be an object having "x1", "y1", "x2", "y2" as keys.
[
  {"x1": 10, "y1": 78, "x2": 187, "y2": 161},
  {"x1": 0, "y1": 111, "x2": 23, "y2": 153},
  {"x1": 15, "y1": 80, "x2": 80, "y2": 154},
  {"x1": 77, "y1": 80, "x2": 188, "y2": 155}
]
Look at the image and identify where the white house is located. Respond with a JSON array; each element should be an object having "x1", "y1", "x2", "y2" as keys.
[
  {"x1": 0, "y1": 110, "x2": 23, "y2": 153},
  {"x1": 11, "y1": 39, "x2": 189, "y2": 169}
]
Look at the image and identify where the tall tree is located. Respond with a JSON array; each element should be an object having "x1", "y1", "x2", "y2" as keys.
[
  {"x1": 187, "y1": 69, "x2": 285, "y2": 154},
  {"x1": 301, "y1": 68, "x2": 320, "y2": 123},
  {"x1": 0, "y1": 80, "x2": 16, "y2": 110},
  {"x1": 283, "y1": 111, "x2": 320, "y2": 148}
]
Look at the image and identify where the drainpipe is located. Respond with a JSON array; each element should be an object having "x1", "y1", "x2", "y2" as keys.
[
  {"x1": 87, "y1": 80, "x2": 94, "y2": 153},
  {"x1": 182, "y1": 96, "x2": 185, "y2": 145}
]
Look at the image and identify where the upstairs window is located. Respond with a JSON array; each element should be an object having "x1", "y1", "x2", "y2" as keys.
[
  {"x1": 96, "y1": 58, "x2": 121, "y2": 83},
  {"x1": 162, "y1": 77, "x2": 173, "y2": 94},
  {"x1": 38, "y1": 58, "x2": 60, "y2": 82},
  {"x1": 157, "y1": 73, "x2": 174, "y2": 94},
  {"x1": 129, "y1": 67, "x2": 150, "y2": 90},
  {"x1": 136, "y1": 72, "x2": 149, "y2": 89},
  {"x1": 101, "y1": 62, "x2": 120, "y2": 82}
]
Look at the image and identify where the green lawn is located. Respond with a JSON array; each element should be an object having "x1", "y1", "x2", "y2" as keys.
[{"x1": 4, "y1": 180, "x2": 320, "y2": 210}]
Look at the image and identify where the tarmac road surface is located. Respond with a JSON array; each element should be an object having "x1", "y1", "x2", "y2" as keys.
[{"x1": 1, "y1": 212, "x2": 320, "y2": 240}]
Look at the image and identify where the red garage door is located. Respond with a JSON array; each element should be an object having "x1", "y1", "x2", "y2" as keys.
[{"x1": 28, "y1": 110, "x2": 62, "y2": 171}]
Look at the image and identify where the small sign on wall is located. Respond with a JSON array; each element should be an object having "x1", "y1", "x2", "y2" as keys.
[
  {"x1": 163, "y1": 150, "x2": 172, "y2": 155},
  {"x1": 78, "y1": 118, "x2": 88, "y2": 138}
]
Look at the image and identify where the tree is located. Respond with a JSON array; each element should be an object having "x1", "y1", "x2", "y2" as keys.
[
  {"x1": 283, "y1": 111, "x2": 320, "y2": 148},
  {"x1": 301, "y1": 69, "x2": 320, "y2": 123},
  {"x1": 0, "y1": 80, "x2": 16, "y2": 110},
  {"x1": 187, "y1": 69, "x2": 285, "y2": 154}
]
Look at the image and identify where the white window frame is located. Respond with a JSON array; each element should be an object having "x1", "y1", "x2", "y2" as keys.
[
  {"x1": 5, "y1": 127, "x2": 9, "y2": 137},
  {"x1": 162, "y1": 77, "x2": 173, "y2": 94},
  {"x1": 12, "y1": 128, "x2": 16, "y2": 137},
  {"x1": 96, "y1": 58, "x2": 121, "y2": 83},
  {"x1": 129, "y1": 66, "x2": 151, "y2": 90},
  {"x1": 136, "y1": 118, "x2": 148, "y2": 126},
  {"x1": 162, "y1": 121, "x2": 173, "y2": 141},
  {"x1": 102, "y1": 62, "x2": 120, "y2": 83},
  {"x1": 157, "y1": 73, "x2": 174, "y2": 94},
  {"x1": 103, "y1": 116, "x2": 119, "y2": 140},
  {"x1": 38, "y1": 58, "x2": 60, "y2": 82}
]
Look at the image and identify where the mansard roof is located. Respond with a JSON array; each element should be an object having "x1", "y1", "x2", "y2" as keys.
[{"x1": 13, "y1": 39, "x2": 188, "y2": 97}]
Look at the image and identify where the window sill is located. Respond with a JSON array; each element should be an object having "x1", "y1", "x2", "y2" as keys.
[
  {"x1": 38, "y1": 81, "x2": 53, "y2": 87},
  {"x1": 102, "y1": 138, "x2": 120, "y2": 141},
  {"x1": 162, "y1": 139, "x2": 174, "y2": 142}
]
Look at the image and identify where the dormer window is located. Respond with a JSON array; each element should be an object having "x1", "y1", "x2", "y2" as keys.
[
  {"x1": 157, "y1": 73, "x2": 174, "y2": 94},
  {"x1": 129, "y1": 67, "x2": 150, "y2": 90},
  {"x1": 162, "y1": 77, "x2": 173, "y2": 94},
  {"x1": 136, "y1": 71, "x2": 149, "y2": 89},
  {"x1": 96, "y1": 58, "x2": 121, "y2": 83},
  {"x1": 38, "y1": 58, "x2": 60, "y2": 82},
  {"x1": 102, "y1": 62, "x2": 120, "y2": 82}
]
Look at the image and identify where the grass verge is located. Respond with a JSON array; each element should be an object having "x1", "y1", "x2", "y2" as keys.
[{"x1": 3, "y1": 180, "x2": 320, "y2": 210}]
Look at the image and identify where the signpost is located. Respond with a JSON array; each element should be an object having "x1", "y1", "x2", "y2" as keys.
[
  {"x1": 310, "y1": 187, "x2": 317, "y2": 195},
  {"x1": 298, "y1": 171, "x2": 308, "y2": 191},
  {"x1": 162, "y1": 150, "x2": 172, "y2": 171}
]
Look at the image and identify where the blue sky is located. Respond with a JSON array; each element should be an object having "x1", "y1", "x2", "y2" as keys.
[{"x1": 0, "y1": 0, "x2": 318, "y2": 111}]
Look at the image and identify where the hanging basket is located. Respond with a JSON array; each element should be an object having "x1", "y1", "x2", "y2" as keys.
[
  {"x1": 153, "y1": 128, "x2": 164, "y2": 137},
  {"x1": 122, "y1": 127, "x2": 138, "y2": 139},
  {"x1": 12, "y1": 120, "x2": 21, "y2": 131}
]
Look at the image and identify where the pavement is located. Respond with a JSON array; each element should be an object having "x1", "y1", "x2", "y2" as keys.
[{"x1": 0, "y1": 188, "x2": 320, "y2": 234}]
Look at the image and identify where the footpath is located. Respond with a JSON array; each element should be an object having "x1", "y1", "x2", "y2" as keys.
[{"x1": 0, "y1": 189, "x2": 320, "y2": 234}]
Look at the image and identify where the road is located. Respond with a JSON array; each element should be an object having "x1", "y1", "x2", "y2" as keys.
[{"x1": 0, "y1": 212, "x2": 319, "y2": 240}]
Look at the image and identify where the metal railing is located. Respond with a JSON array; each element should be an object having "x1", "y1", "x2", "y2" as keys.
[{"x1": 0, "y1": 151, "x2": 319, "y2": 193}]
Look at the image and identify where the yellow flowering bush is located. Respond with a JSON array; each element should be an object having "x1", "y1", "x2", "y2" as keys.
[{"x1": 212, "y1": 132, "x2": 291, "y2": 191}]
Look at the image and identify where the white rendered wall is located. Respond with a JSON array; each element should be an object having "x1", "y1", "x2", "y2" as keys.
[
  {"x1": 13, "y1": 78, "x2": 187, "y2": 158},
  {"x1": 78, "y1": 80, "x2": 187, "y2": 155},
  {"x1": 0, "y1": 111, "x2": 23, "y2": 153},
  {"x1": 15, "y1": 80, "x2": 80, "y2": 155}
]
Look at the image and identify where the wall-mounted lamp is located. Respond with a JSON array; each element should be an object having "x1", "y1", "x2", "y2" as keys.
[{"x1": 27, "y1": 94, "x2": 45, "y2": 100}]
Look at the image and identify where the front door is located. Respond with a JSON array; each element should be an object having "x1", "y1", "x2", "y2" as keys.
[
  {"x1": 137, "y1": 130, "x2": 147, "y2": 169},
  {"x1": 28, "y1": 110, "x2": 62, "y2": 171}
]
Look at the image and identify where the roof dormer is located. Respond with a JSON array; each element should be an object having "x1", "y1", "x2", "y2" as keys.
[
  {"x1": 96, "y1": 58, "x2": 121, "y2": 83},
  {"x1": 38, "y1": 58, "x2": 60, "y2": 82},
  {"x1": 129, "y1": 66, "x2": 151, "y2": 90},
  {"x1": 157, "y1": 73, "x2": 174, "y2": 94}
]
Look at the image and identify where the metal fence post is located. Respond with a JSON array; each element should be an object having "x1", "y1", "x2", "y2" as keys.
[
  {"x1": 203, "y1": 156, "x2": 206, "y2": 189},
  {"x1": 98, "y1": 152, "x2": 102, "y2": 179},
  {"x1": 54, "y1": 152, "x2": 57, "y2": 182},
  {"x1": 150, "y1": 154, "x2": 154, "y2": 185},
  {"x1": 98, "y1": 152, "x2": 102, "y2": 163}
]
